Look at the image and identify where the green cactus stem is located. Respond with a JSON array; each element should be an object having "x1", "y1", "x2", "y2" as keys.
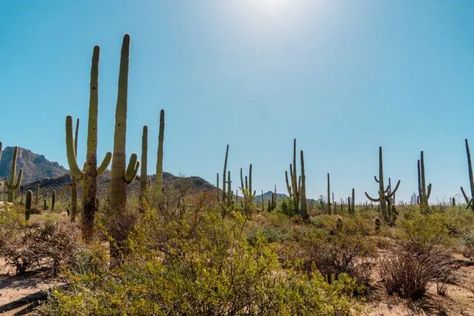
[
  {"x1": 365, "y1": 146, "x2": 400, "y2": 225},
  {"x1": 417, "y1": 151, "x2": 432, "y2": 210},
  {"x1": 326, "y1": 173, "x2": 331, "y2": 214},
  {"x1": 70, "y1": 118, "x2": 80, "y2": 222},
  {"x1": 461, "y1": 139, "x2": 474, "y2": 210},
  {"x1": 25, "y1": 190, "x2": 32, "y2": 221},
  {"x1": 6, "y1": 146, "x2": 23, "y2": 203},
  {"x1": 109, "y1": 34, "x2": 140, "y2": 263},
  {"x1": 240, "y1": 164, "x2": 256, "y2": 213},
  {"x1": 222, "y1": 144, "x2": 229, "y2": 202},
  {"x1": 51, "y1": 190, "x2": 56, "y2": 211},
  {"x1": 139, "y1": 125, "x2": 148, "y2": 211},
  {"x1": 65, "y1": 45, "x2": 112, "y2": 242},
  {"x1": 284, "y1": 139, "x2": 308, "y2": 219},
  {"x1": 156, "y1": 109, "x2": 165, "y2": 205}
]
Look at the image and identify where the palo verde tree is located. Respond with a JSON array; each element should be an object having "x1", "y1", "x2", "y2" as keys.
[{"x1": 66, "y1": 45, "x2": 112, "y2": 242}]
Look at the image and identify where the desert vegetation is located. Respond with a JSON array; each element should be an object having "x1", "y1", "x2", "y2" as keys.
[{"x1": 1, "y1": 34, "x2": 474, "y2": 315}]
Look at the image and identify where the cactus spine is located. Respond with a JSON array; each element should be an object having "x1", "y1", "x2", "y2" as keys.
[
  {"x1": 365, "y1": 146, "x2": 400, "y2": 225},
  {"x1": 156, "y1": 109, "x2": 165, "y2": 205},
  {"x1": 6, "y1": 146, "x2": 23, "y2": 203},
  {"x1": 284, "y1": 139, "x2": 308, "y2": 219},
  {"x1": 65, "y1": 45, "x2": 112, "y2": 242},
  {"x1": 109, "y1": 34, "x2": 140, "y2": 261},
  {"x1": 417, "y1": 151, "x2": 431, "y2": 210},
  {"x1": 25, "y1": 190, "x2": 32, "y2": 221},
  {"x1": 461, "y1": 139, "x2": 474, "y2": 210},
  {"x1": 139, "y1": 125, "x2": 148, "y2": 211},
  {"x1": 70, "y1": 118, "x2": 80, "y2": 222}
]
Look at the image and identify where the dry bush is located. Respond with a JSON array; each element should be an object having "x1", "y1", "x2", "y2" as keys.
[{"x1": 0, "y1": 220, "x2": 81, "y2": 275}]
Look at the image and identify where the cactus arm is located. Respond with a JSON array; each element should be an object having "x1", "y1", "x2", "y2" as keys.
[
  {"x1": 466, "y1": 198, "x2": 473, "y2": 210},
  {"x1": 97, "y1": 152, "x2": 112, "y2": 175},
  {"x1": 374, "y1": 176, "x2": 380, "y2": 183},
  {"x1": 427, "y1": 183, "x2": 432, "y2": 199},
  {"x1": 124, "y1": 154, "x2": 140, "y2": 184},
  {"x1": 240, "y1": 168, "x2": 244, "y2": 190},
  {"x1": 66, "y1": 116, "x2": 85, "y2": 179},
  {"x1": 15, "y1": 168, "x2": 23, "y2": 189},
  {"x1": 386, "y1": 180, "x2": 400, "y2": 198},
  {"x1": 461, "y1": 186, "x2": 470, "y2": 203},
  {"x1": 365, "y1": 192, "x2": 380, "y2": 202}
]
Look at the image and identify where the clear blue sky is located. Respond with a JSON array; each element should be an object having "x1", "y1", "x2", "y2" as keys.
[{"x1": 1, "y1": 0, "x2": 473, "y2": 202}]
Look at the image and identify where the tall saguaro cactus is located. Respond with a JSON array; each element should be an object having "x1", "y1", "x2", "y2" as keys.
[
  {"x1": 284, "y1": 139, "x2": 308, "y2": 219},
  {"x1": 365, "y1": 146, "x2": 400, "y2": 225},
  {"x1": 6, "y1": 147, "x2": 23, "y2": 203},
  {"x1": 66, "y1": 45, "x2": 112, "y2": 242},
  {"x1": 139, "y1": 125, "x2": 148, "y2": 210},
  {"x1": 240, "y1": 164, "x2": 256, "y2": 213},
  {"x1": 348, "y1": 188, "x2": 355, "y2": 214},
  {"x1": 70, "y1": 118, "x2": 80, "y2": 222},
  {"x1": 417, "y1": 151, "x2": 431, "y2": 209},
  {"x1": 156, "y1": 109, "x2": 165, "y2": 205},
  {"x1": 326, "y1": 173, "x2": 331, "y2": 214},
  {"x1": 461, "y1": 139, "x2": 474, "y2": 210},
  {"x1": 109, "y1": 34, "x2": 140, "y2": 261},
  {"x1": 222, "y1": 144, "x2": 230, "y2": 203}
]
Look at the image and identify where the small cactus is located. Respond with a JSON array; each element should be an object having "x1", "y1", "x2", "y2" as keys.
[
  {"x1": 374, "y1": 217, "x2": 381, "y2": 232},
  {"x1": 51, "y1": 190, "x2": 56, "y2": 211},
  {"x1": 25, "y1": 190, "x2": 32, "y2": 221},
  {"x1": 336, "y1": 217, "x2": 343, "y2": 231}
]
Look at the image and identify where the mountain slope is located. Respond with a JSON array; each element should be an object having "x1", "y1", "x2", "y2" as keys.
[{"x1": 0, "y1": 147, "x2": 68, "y2": 184}]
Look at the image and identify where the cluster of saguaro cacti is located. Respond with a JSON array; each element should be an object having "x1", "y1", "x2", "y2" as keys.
[
  {"x1": 6, "y1": 146, "x2": 23, "y2": 203},
  {"x1": 284, "y1": 139, "x2": 308, "y2": 219},
  {"x1": 365, "y1": 146, "x2": 400, "y2": 225},
  {"x1": 417, "y1": 151, "x2": 431, "y2": 210},
  {"x1": 461, "y1": 139, "x2": 474, "y2": 210},
  {"x1": 347, "y1": 188, "x2": 355, "y2": 214},
  {"x1": 240, "y1": 164, "x2": 255, "y2": 212},
  {"x1": 66, "y1": 44, "x2": 112, "y2": 242}
]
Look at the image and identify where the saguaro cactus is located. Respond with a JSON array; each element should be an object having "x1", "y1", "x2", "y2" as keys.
[
  {"x1": 66, "y1": 45, "x2": 112, "y2": 242},
  {"x1": 222, "y1": 144, "x2": 230, "y2": 203},
  {"x1": 109, "y1": 34, "x2": 140, "y2": 261},
  {"x1": 240, "y1": 164, "x2": 256, "y2": 213},
  {"x1": 326, "y1": 173, "x2": 331, "y2": 214},
  {"x1": 156, "y1": 109, "x2": 165, "y2": 205},
  {"x1": 70, "y1": 118, "x2": 80, "y2": 222},
  {"x1": 365, "y1": 146, "x2": 400, "y2": 225},
  {"x1": 51, "y1": 190, "x2": 56, "y2": 211},
  {"x1": 25, "y1": 190, "x2": 32, "y2": 221},
  {"x1": 6, "y1": 147, "x2": 23, "y2": 203},
  {"x1": 461, "y1": 139, "x2": 474, "y2": 210},
  {"x1": 417, "y1": 151, "x2": 431, "y2": 210},
  {"x1": 348, "y1": 188, "x2": 355, "y2": 214},
  {"x1": 139, "y1": 125, "x2": 148, "y2": 211},
  {"x1": 284, "y1": 139, "x2": 308, "y2": 219}
]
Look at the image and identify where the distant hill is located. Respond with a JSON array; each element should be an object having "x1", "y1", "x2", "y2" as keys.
[
  {"x1": 253, "y1": 190, "x2": 288, "y2": 203},
  {"x1": 23, "y1": 171, "x2": 215, "y2": 199},
  {"x1": 0, "y1": 146, "x2": 68, "y2": 184}
]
